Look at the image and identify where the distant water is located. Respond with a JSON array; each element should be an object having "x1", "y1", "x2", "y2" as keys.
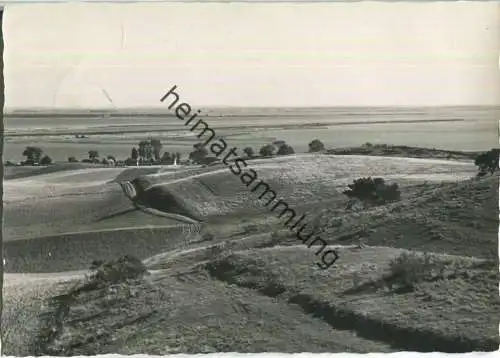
[
  {"x1": 3, "y1": 106, "x2": 499, "y2": 161},
  {"x1": 5, "y1": 106, "x2": 499, "y2": 131}
]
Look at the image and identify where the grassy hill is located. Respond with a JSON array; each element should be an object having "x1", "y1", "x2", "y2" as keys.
[{"x1": 2, "y1": 154, "x2": 498, "y2": 355}]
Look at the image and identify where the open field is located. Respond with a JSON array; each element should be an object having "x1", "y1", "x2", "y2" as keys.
[{"x1": 2, "y1": 146, "x2": 499, "y2": 354}]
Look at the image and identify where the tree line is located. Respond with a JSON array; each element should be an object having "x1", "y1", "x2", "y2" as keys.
[{"x1": 14, "y1": 141, "x2": 500, "y2": 179}]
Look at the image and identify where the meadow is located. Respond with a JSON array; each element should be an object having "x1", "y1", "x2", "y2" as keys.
[{"x1": 2, "y1": 106, "x2": 499, "y2": 355}]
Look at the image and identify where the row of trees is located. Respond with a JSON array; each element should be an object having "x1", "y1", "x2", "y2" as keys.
[
  {"x1": 17, "y1": 138, "x2": 327, "y2": 167},
  {"x1": 186, "y1": 139, "x2": 326, "y2": 165},
  {"x1": 66, "y1": 138, "x2": 182, "y2": 166}
]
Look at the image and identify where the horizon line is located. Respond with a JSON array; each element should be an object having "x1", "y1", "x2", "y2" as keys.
[{"x1": 5, "y1": 104, "x2": 499, "y2": 112}]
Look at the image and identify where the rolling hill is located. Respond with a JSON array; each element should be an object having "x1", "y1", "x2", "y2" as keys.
[{"x1": 2, "y1": 153, "x2": 498, "y2": 355}]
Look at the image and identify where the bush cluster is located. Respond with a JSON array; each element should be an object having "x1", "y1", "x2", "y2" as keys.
[
  {"x1": 474, "y1": 148, "x2": 499, "y2": 177},
  {"x1": 343, "y1": 177, "x2": 401, "y2": 205},
  {"x1": 88, "y1": 255, "x2": 148, "y2": 286}
]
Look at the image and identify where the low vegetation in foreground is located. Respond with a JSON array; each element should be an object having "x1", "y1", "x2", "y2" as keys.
[{"x1": 28, "y1": 169, "x2": 499, "y2": 355}]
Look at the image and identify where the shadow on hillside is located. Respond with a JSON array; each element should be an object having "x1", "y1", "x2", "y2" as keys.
[{"x1": 119, "y1": 175, "x2": 205, "y2": 223}]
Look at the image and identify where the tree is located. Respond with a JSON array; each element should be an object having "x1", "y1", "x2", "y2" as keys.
[
  {"x1": 277, "y1": 143, "x2": 295, "y2": 156},
  {"x1": 189, "y1": 143, "x2": 208, "y2": 164},
  {"x1": 40, "y1": 155, "x2": 52, "y2": 165},
  {"x1": 243, "y1": 147, "x2": 255, "y2": 158},
  {"x1": 107, "y1": 155, "x2": 116, "y2": 162},
  {"x1": 343, "y1": 177, "x2": 401, "y2": 206},
  {"x1": 308, "y1": 139, "x2": 325, "y2": 153},
  {"x1": 125, "y1": 157, "x2": 137, "y2": 166},
  {"x1": 22, "y1": 146, "x2": 43, "y2": 165},
  {"x1": 474, "y1": 148, "x2": 500, "y2": 176},
  {"x1": 88, "y1": 150, "x2": 99, "y2": 160},
  {"x1": 131, "y1": 147, "x2": 139, "y2": 160},
  {"x1": 138, "y1": 140, "x2": 153, "y2": 163},
  {"x1": 68, "y1": 156, "x2": 78, "y2": 163},
  {"x1": 161, "y1": 152, "x2": 173, "y2": 164},
  {"x1": 175, "y1": 152, "x2": 181, "y2": 163},
  {"x1": 259, "y1": 144, "x2": 276, "y2": 157},
  {"x1": 150, "y1": 138, "x2": 163, "y2": 162}
]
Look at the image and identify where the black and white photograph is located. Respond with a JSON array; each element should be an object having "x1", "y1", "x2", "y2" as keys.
[{"x1": 1, "y1": 1, "x2": 499, "y2": 356}]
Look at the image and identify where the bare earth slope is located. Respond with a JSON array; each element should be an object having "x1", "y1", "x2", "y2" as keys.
[{"x1": 2, "y1": 154, "x2": 498, "y2": 355}]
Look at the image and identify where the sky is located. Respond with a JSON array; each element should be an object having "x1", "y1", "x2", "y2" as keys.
[{"x1": 3, "y1": 2, "x2": 500, "y2": 108}]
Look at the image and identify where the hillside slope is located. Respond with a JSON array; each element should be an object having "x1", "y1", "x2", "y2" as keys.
[{"x1": 18, "y1": 166, "x2": 498, "y2": 355}]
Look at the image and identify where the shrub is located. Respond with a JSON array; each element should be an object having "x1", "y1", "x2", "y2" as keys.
[
  {"x1": 124, "y1": 157, "x2": 137, "y2": 166},
  {"x1": 308, "y1": 139, "x2": 325, "y2": 152},
  {"x1": 387, "y1": 251, "x2": 438, "y2": 292},
  {"x1": 161, "y1": 152, "x2": 174, "y2": 164},
  {"x1": 243, "y1": 147, "x2": 255, "y2": 158},
  {"x1": 89, "y1": 255, "x2": 148, "y2": 285},
  {"x1": 474, "y1": 148, "x2": 499, "y2": 176},
  {"x1": 40, "y1": 155, "x2": 52, "y2": 165},
  {"x1": 88, "y1": 150, "x2": 99, "y2": 160},
  {"x1": 67, "y1": 156, "x2": 78, "y2": 163},
  {"x1": 131, "y1": 147, "x2": 139, "y2": 160},
  {"x1": 90, "y1": 260, "x2": 104, "y2": 270},
  {"x1": 189, "y1": 143, "x2": 209, "y2": 164},
  {"x1": 22, "y1": 146, "x2": 43, "y2": 165},
  {"x1": 277, "y1": 143, "x2": 295, "y2": 156},
  {"x1": 343, "y1": 177, "x2": 401, "y2": 205},
  {"x1": 150, "y1": 138, "x2": 163, "y2": 162},
  {"x1": 259, "y1": 144, "x2": 276, "y2": 157}
]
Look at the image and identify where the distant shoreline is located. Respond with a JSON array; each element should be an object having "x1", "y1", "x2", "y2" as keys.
[
  {"x1": 4, "y1": 118, "x2": 464, "y2": 138},
  {"x1": 5, "y1": 104, "x2": 499, "y2": 116}
]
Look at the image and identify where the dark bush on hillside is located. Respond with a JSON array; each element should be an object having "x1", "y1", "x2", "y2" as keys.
[
  {"x1": 189, "y1": 143, "x2": 209, "y2": 164},
  {"x1": 90, "y1": 260, "x2": 104, "y2": 270},
  {"x1": 40, "y1": 155, "x2": 53, "y2": 165},
  {"x1": 259, "y1": 144, "x2": 276, "y2": 157},
  {"x1": 386, "y1": 251, "x2": 441, "y2": 292},
  {"x1": 243, "y1": 147, "x2": 255, "y2": 158},
  {"x1": 67, "y1": 156, "x2": 78, "y2": 163},
  {"x1": 474, "y1": 148, "x2": 499, "y2": 177},
  {"x1": 88, "y1": 150, "x2": 99, "y2": 160},
  {"x1": 89, "y1": 255, "x2": 148, "y2": 285},
  {"x1": 343, "y1": 177, "x2": 401, "y2": 205},
  {"x1": 22, "y1": 146, "x2": 43, "y2": 165},
  {"x1": 161, "y1": 152, "x2": 174, "y2": 164},
  {"x1": 200, "y1": 156, "x2": 220, "y2": 165},
  {"x1": 124, "y1": 157, "x2": 137, "y2": 166},
  {"x1": 308, "y1": 139, "x2": 325, "y2": 152},
  {"x1": 277, "y1": 143, "x2": 295, "y2": 156}
]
